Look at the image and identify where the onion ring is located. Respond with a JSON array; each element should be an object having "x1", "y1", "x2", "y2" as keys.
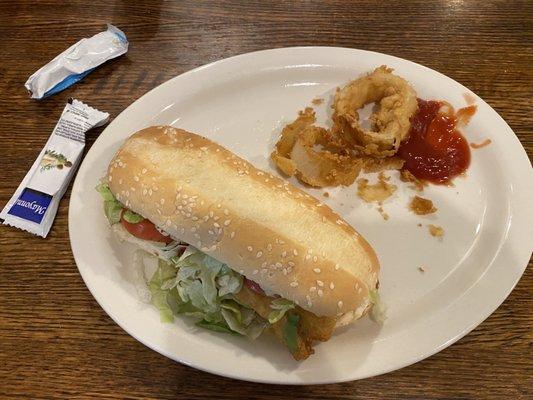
[
  {"x1": 271, "y1": 108, "x2": 361, "y2": 187},
  {"x1": 332, "y1": 65, "x2": 418, "y2": 157}
]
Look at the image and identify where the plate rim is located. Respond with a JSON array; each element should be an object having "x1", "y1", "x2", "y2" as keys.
[{"x1": 69, "y1": 46, "x2": 533, "y2": 384}]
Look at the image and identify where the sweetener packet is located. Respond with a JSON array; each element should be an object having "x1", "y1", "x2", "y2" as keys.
[
  {"x1": 25, "y1": 24, "x2": 128, "y2": 99},
  {"x1": 1, "y1": 99, "x2": 109, "y2": 237}
]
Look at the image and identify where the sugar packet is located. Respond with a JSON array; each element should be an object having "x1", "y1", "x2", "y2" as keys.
[{"x1": 1, "y1": 99, "x2": 109, "y2": 237}]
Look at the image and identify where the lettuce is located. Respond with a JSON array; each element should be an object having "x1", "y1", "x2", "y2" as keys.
[
  {"x1": 96, "y1": 183, "x2": 123, "y2": 224},
  {"x1": 146, "y1": 248, "x2": 267, "y2": 338},
  {"x1": 268, "y1": 298, "x2": 295, "y2": 323},
  {"x1": 369, "y1": 289, "x2": 387, "y2": 324},
  {"x1": 122, "y1": 209, "x2": 144, "y2": 223},
  {"x1": 283, "y1": 313, "x2": 300, "y2": 353}
]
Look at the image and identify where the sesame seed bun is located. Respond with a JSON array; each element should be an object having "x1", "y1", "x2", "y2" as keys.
[{"x1": 107, "y1": 126, "x2": 379, "y2": 317}]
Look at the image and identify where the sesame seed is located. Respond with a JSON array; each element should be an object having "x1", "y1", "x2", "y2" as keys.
[
  {"x1": 209, "y1": 211, "x2": 214, "y2": 218},
  {"x1": 224, "y1": 219, "x2": 231, "y2": 226},
  {"x1": 148, "y1": 189, "x2": 153, "y2": 196},
  {"x1": 334, "y1": 264, "x2": 340, "y2": 270},
  {"x1": 282, "y1": 251, "x2": 287, "y2": 257},
  {"x1": 282, "y1": 269, "x2": 288, "y2": 275},
  {"x1": 267, "y1": 244, "x2": 273, "y2": 251},
  {"x1": 214, "y1": 216, "x2": 219, "y2": 221},
  {"x1": 279, "y1": 240, "x2": 285, "y2": 244},
  {"x1": 214, "y1": 222, "x2": 220, "y2": 228},
  {"x1": 208, "y1": 230, "x2": 214, "y2": 235},
  {"x1": 288, "y1": 261, "x2": 295, "y2": 267},
  {"x1": 160, "y1": 199, "x2": 165, "y2": 205},
  {"x1": 290, "y1": 281, "x2": 298, "y2": 287},
  {"x1": 191, "y1": 227, "x2": 197, "y2": 232},
  {"x1": 142, "y1": 168, "x2": 147, "y2": 174},
  {"x1": 247, "y1": 246, "x2": 253, "y2": 252},
  {"x1": 317, "y1": 280, "x2": 324, "y2": 287},
  {"x1": 338, "y1": 301, "x2": 343, "y2": 309},
  {"x1": 256, "y1": 251, "x2": 263, "y2": 258},
  {"x1": 330, "y1": 282, "x2": 335, "y2": 290},
  {"x1": 310, "y1": 286, "x2": 317, "y2": 292},
  {"x1": 181, "y1": 200, "x2": 187, "y2": 205},
  {"x1": 313, "y1": 268, "x2": 321, "y2": 273},
  {"x1": 230, "y1": 232, "x2": 235, "y2": 239},
  {"x1": 275, "y1": 262, "x2": 282, "y2": 268},
  {"x1": 253, "y1": 270, "x2": 258, "y2": 275},
  {"x1": 157, "y1": 209, "x2": 162, "y2": 215},
  {"x1": 358, "y1": 287, "x2": 362, "y2": 293},
  {"x1": 318, "y1": 290, "x2": 323, "y2": 297},
  {"x1": 223, "y1": 209, "x2": 229, "y2": 216},
  {"x1": 305, "y1": 254, "x2": 311, "y2": 260},
  {"x1": 166, "y1": 220, "x2": 172, "y2": 227},
  {"x1": 134, "y1": 176, "x2": 139, "y2": 182},
  {"x1": 142, "y1": 189, "x2": 147, "y2": 195},
  {"x1": 182, "y1": 194, "x2": 188, "y2": 199},
  {"x1": 293, "y1": 249, "x2": 298, "y2": 256},
  {"x1": 313, "y1": 256, "x2": 318, "y2": 262},
  {"x1": 192, "y1": 216, "x2": 198, "y2": 221}
]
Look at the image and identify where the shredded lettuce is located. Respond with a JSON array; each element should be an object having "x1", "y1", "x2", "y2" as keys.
[
  {"x1": 122, "y1": 209, "x2": 144, "y2": 223},
  {"x1": 96, "y1": 183, "x2": 123, "y2": 224},
  {"x1": 268, "y1": 298, "x2": 295, "y2": 323},
  {"x1": 283, "y1": 313, "x2": 300, "y2": 353},
  {"x1": 369, "y1": 289, "x2": 387, "y2": 324},
  {"x1": 146, "y1": 248, "x2": 267, "y2": 338}
]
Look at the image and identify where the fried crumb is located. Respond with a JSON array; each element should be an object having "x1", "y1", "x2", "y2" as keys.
[
  {"x1": 362, "y1": 157, "x2": 405, "y2": 173},
  {"x1": 377, "y1": 206, "x2": 389, "y2": 220},
  {"x1": 409, "y1": 195, "x2": 437, "y2": 215},
  {"x1": 357, "y1": 173, "x2": 397, "y2": 203},
  {"x1": 428, "y1": 224, "x2": 444, "y2": 237},
  {"x1": 470, "y1": 139, "x2": 492, "y2": 149},
  {"x1": 463, "y1": 93, "x2": 476, "y2": 105},
  {"x1": 418, "y1": 266, "x2": 426, "y2": 272},
  {"x1": 311, "y1": 98, "x2": 324, "y2": 105},
  {"x1": 400, "y1": 169, "x2": 427, "y2": 191},
  {"x1": 322, "y1": 192, "x2": 330, "y2": 198}
]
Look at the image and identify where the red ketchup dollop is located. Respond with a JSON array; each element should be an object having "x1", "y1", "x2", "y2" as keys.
[{"x1": 398, "y1": 99, "x2": 471, "y2": 184}]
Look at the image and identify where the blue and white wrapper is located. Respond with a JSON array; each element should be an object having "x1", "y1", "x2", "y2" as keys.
[
  {"x1": 1, "y1": 99, "x2": 109, "y2": 237},
  {"x1": 25, "y1": 24, "x2": 128, "y2": 99}
]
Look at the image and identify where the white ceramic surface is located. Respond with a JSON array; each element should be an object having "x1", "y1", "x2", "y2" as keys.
[{"x1": 69, "y1": 47, "x2": 533, "y2": 384}]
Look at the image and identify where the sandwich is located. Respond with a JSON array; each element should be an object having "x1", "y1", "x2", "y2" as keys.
[{"x1": 97, "y1": 126, "x2": 383, "y2": 360}]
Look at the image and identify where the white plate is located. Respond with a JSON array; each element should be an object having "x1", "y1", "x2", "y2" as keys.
[{"x1": 69, "y1": 47, "x2": 533, "y2": 384}]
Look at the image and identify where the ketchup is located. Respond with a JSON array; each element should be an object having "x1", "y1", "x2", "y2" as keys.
[{"x1": 398, "y1": 99, "x2": 471, "y2": 184}]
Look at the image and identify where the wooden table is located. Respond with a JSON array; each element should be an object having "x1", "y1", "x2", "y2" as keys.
[{"x1": 1, "y1": 1, "x2": 531, "y2": 398}]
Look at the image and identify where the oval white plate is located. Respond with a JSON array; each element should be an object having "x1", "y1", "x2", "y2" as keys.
[{"x1": 69, "y1": 47, "x2": 533, "y2": 384}]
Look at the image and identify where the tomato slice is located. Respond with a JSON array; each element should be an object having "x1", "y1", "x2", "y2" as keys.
[{"x1": 120, "y1": 211, "x2": 173, "y2": 244}]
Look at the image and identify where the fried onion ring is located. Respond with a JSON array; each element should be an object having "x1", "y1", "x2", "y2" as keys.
[
  {"x1": 271, "y1": 108, "x2": 361, "y2": 187},
  {"x1": 332, "y1": 65, "x2": 418, "y2": 157}
]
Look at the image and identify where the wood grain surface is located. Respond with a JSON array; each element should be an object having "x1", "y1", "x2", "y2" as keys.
[{"x1": 0, "y1": 1, "x2": 531, "y2": 399}]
